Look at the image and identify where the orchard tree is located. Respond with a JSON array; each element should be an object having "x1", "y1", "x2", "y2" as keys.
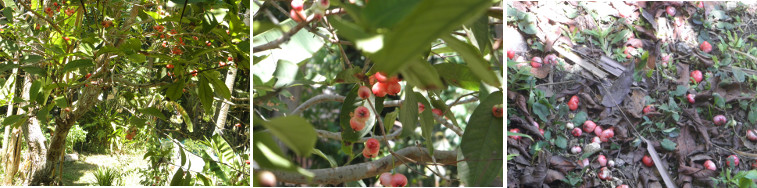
[
  {"x1": 253, "y1": 0, "x2": 504, "y2": 186},
  {"x1": 0, "y1": 0, "x2": 250, "y2": 186}
]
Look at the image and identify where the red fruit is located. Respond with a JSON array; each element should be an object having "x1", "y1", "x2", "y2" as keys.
[
  {"x1": 539, "y1": 129, "x2": 544, "y2": 136},
  {"x1": 509, "y1": 128, "x2": 521, "y2": 140},
  {"x1": 219, "y1": 62, "x2": 227, "y2": 67},
  {"x1": 598, "y1": 155, "x2": 607, "y2": 167},
  {"x1": 617, "y1": 185, "x2": 630, "y2": 188},
  {"x1": 85, "y1": 73, "x2": 92, "y2": 79},
  {"x1": 350, "y1": 118, "x2": 365, "y2": 131},
  {"x1": 700, "y1": 41, "x2": 712, "y2": 53},
  {"x1": 228, "y1": 57, "x2": 233, "y2": 61},
  {"x1": 418, "y1": 103, "x2": 425, "y2": 113},
  {"x1": 390, "y1": 174, "x2": 407, "y2": 187},
  {"x1": 571, "y1": 145, "x2": 582, "y2": 154},
  {"x1": 166, "y1": 64, "x2": 174, "y2": 69},
  {"x1": 386, "y1": 82, "x2": 401, "y2": 96},
  {"x1": 63, "y1": 36, "x2": 70, "y2": 41},
  {"x1": 507, "y1": 50, "x2": 515, "y2": 59},
  {"x1": 193, "y1": 36, "x2": 198, "y2": 40},
  {"x1": 362, "y1": 148, "x2": 377, "y2": 158},
  {"x1": 598, "y1": 167, "x2": 611, "y2": 180},
  {"x1": 235, "y1": 123, "x2": 242, "y2": 127},
  {"x1": 492, "y1": 105, "x2": 503, "y2": 118},
  {"x1": 583, "y1": 120, "x2": 597, "y2": 133},
  {"x1": 713, "y1": 115, "x2": 727, "y2": 126},
  {"x1": 190, "y1": 70, "x2": 198, "y2": 77},
  {"x1": 290, "y1": 9, "x2": 306, "y2": 23},
  {"x1": 666, "y1": 6, "x2": 676, "y2": 16},
  {"x1": 432, "y1": 109, "x2": 443, "y2": 116},
  {"x1": 54, "y1": 2, "x2": 58, "y2": 6},
  {"x1": 372, "y1": 83, "x2": 388, "y2": 97},
  {"x1": 206, "y1": 41, "x2": 212, "y2": 46},
  {"x1": 690, "y1": 70, "x2": 703, "y2": 84},
  {"x1": 365, "y1": 138, "x2": 380, "y2": 154},
  {"x1": 245, "y1": 160, "x2": 250, "y2": 165},
  {"x1": 530, "y1": 57, "x2": 542, "y2": 68},
  {"x1": 568, "y1": 95, "x2": 579, "y2": 111},
  {"x1": 593, "y1": 126, "x2": 603, "y2": 136},
  {"x1": 544, "y1": 54, "x2": 558, "y2": 64},
  {"x1": 687, "y1": 94, "x2": 695, "y2": 104},
  {"x1": 354, "y1": 106, "x2": 370, "y2": 121},
  {"x1": 747, "y1": 130, "x2": 757, "y2": 141},
  {"x1": 704, "y1": 160, "x2": 717, "y2": 170},
  {"x1": 624, "y1": 46, "x2": 636, "y2": 59},
  {"x1": 600, "y1": 129, "x2": 614, "y2": 142},
  {"x1": 727, "y1": 155, "x2": 739, "y2": 167},
  {"x1": 643, "y1": 105, "x2": 655, "y2": 114},
  {"x1": 374, "y1": 72, "x2": 399, "y2": 83},
  {"x1": 379, "y1": 173, "x2": 393, "y2": 187},
  {"x1": 65, "y1": 107, "x2": 71, "y2": 112},
  {"x1": 358, "y1": 86, "x2": 372, "y2": 99},
  {"x1": 698, "y1": 1, "x2": 704, "y2": 8},
  {"x1": 642, "y1": 155, "x2": 654, "y2": 167}
]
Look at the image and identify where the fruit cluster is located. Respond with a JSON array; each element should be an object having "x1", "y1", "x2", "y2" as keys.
[
  {"x1": 369, "y1": 72, "x2": 401, "y2": 97},
  {"x1": 362, "y1": 138, "x2": 380, "y2": 158},
  {"x1": 379, "y1": 172, "x2": 407, "y2": 187},
  {"x1": 349, "y1": 106, "x2": 370, "y2": 131},
  {"x1": 290, "y1": 0, "x2": 331, "y2": 23}
]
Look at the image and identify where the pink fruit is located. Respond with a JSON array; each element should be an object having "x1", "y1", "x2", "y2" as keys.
[
  {"x1": 666, "y1": 6, "x2": 676, "y2": 16},
  {"x1": 509, "y1": 129, "x2": 521, "y2": 140},
  {"x1": 365, "y1": 138, "x2": 380, "y2": 154},
  {"x1": 643, "y1": 105, "x2": 655, "y2": 114},
  {"x1": 432, "y1": 109, "x2": 443, "y2": 116},
  {"x1": 290, "y1": 9, "x2": 306, "y2": 23},
  {"x1": 531, "y1": 57, "x2": 543, "y2": 68},
  {"x1": 390, "y1": 174, "x2": 407, "y2": 187},
  {"x1": 354, "y1": 106, "x2": 370, "y2": 121},
  {"x1": 291, "y1": 0, "x2": 304, "y2": 11},
  {"x1": 617, "y1": 185, "x2": 630, "y2": 188},
  {"x1": 698, "y1": 1, "x2": 704, "y2": 8},
  {"x1": 362, "y1": 148, "x2": 377, "y2": 158},
  {"x1": 544, "y1": 54, "x2": 558, "y2": 64},
  {"x1": 372, "y1": 82, "x2": 388, "y2": 97},
  {"x1": 350, "y1": 118, "x2": 365, "y2": 131},
  {"x1": 572, "y1": 128, "x2": 583, "y2": 137},
  {"x1": 642, "y1": 155, "x2": 654, "y2": 167},
  {"x1": 727, "y1": 155, "x2": 740, "y2": 167},
  {"x1": 713, "y1": 115, "x2": 727, "y2": 126},
  {"x1": 571, "y1": 145, "x2": 582, "y2": 154},
  {"x1": 687, "y1": 94, "x2": 696, "y2": 104},
  {"x1": 379, "y1": 173, "x2": 393, "y2": 187},
  {"x1": 374, "y1": 72, "x2": 399, "y2": 83},
  {"x1": 600, "y1": 129, "x2": 615, "y2": 142},
  {"x1": 507, "y1": 51, "x2": 515, "y2": 59},
  {"x1": 580, "y1": 158, "x2": 590, "y2": 167},
  {"x1": 568, "y1": 95, "x2": 579, "y2": 111},
  {"x1": 539, "y1": 129, "x2": 545, "y2": 136},
  {"x1": 592, "y1": 136, "x2": 601, "y2": 144},
  {"x1": 492, "y1": 105, "x2": 503, "y2": 118},
  {"x1": 690, "y1": 70, "x2": 703, "y2": 83},
  {"x1": 593, "y1": 126, "x2": 603, "y2": 136},
  {"x1": 747, "y1": 130, "x2": 757, "y2": 141},
  {"x1": 598, "y1": 167, "x2": 611, "y2": 180},
  {"x1": 386, "y1": 82, "x2": 402, "y2": 96},
  {"x1": 418, "y1": 103, "x2": 425, "y2": 112},
  {"x1": 358, "y1": 86, "x2": 371, "y2": 99},
  {"x1": 598, "y1": 155, "x2": 608, "y2": 167},
  {"x1": 583, "y1": 120, "x2": 597, "y2": 133},
  {"x1": 704, "y1": 160, "x2": 717, "y2": 170},
  {"x1": 700, "y1": 41, "x2": 712, "y2": 53}
]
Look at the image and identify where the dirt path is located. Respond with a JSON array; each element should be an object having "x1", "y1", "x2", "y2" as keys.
[{"x1": 61, "y1": 153, "x2": 148, "y2": 186}]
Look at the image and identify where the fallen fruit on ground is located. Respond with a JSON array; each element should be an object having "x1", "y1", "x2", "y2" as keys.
[{"x1": 642, "y1": 155, "x2": 654, "y2": 167}]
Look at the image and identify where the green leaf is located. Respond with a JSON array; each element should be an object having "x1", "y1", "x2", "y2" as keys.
[
  {"x1": 434, "y1": 63, "x2": 480, "y2": 91},
  {"x1": 2, "y1": 115, "x2": 24, "y2": 126},
  {"x1": 29, "y1": 80, "x2": 42, "y2": 104},
  {"x1": 138, "y1": 107, "x2": 167, "y2": 120},
  {"x1": 311, "y1": 149, "x2": 337, "y2": 168},
  {"x1": 261, "y1": 116, "x2": 317, "y2": 157},
  {"x1": 507, "y1": 131, "x2": 533, "y2": 141},
  {"x1": 170, "y1": 101, "x2": 193, "y2": 132},
  {"x1": 555, "y1": 136, "x2": 567, "y2": 149},
  {"x1": 672, "y1": 85, "x2": 688, "y2": 96},
  {"x1": 211, "y1": 134, "x2": 235, "y2": 164},
  {"x1": 170, "y1": 168, "x2": 184, "y2": 186},
  {"x1": 398, "y1": 58, "x2": 443, "y2": 90},
  {"x1": 180, "y1": 147, "x2": 187, "y2": 170},
  {"x1": 272, "y1": 60, "x2": 299, "y2": 88},
  {"x1": 661, "y1": 138, "x2": 677, "y2": 151},
  {"x1": 362, "y1": 0, "x2": 421, "y2": 29},
  {"x1": 440, "y1": 35, "x2": 500, "y2": 86},
  {"x1": 166, "y1": 79, "x2": 185, "y2": 101},
  {"x1": 196, "y1": 173, "x2": 212, "y2": 186},
  {"x1": 465, "y1": 15, "x2": 491, "y2": 53},
  {"x1": 734, "y1": 67, "x2": 746, "y2": 83},
  {"x1": 572, "y1": 111, "x2": 588, "y2": 126},
  {"x1": 203, "y1": 71, "x2": 232, "y2": 100},
  {"x1": 417, "y1": 92, "x2": 435, "y2": 156},
  {"x1": 532, "y1": 100, "x2": 549, "y2": 122},
  {"x1": 370, "y1": 0, "x2": 492, "y2": 75},
  {"x1": 750, "y1": 109, "x2": 757, "y2": 124},
  {"x1": 339, "y1": 85, "x2": 376, "y2": 141},
  {"x1": 334, "y1": 67, "x2": 363, "y2": 84},
  {"x1": 20, "y1": 55, "x2": 44, "y2": 64},
  {"x1": 198, "y1": 76, "x2": 214, "y2": 113},
  {"x1": 714, "y1": 93, "x2": 725, "y2": 108},
  {"x1": 399, "y1": 85, "x2": 419, "y2": 137},
  {"x1": 61, "y1": 59, "x2": 94, "y2": 73},
  {"x1": 459, "y1": 91, "x2": 503, "y2": 186},
  {"x1": 383, "y1": 109, "x2": 399, "y2": 133}
]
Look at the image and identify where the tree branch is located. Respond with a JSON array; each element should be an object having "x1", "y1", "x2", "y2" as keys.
[{"x1": 264, "y1": 147, "x2": 457, "y2": 185}]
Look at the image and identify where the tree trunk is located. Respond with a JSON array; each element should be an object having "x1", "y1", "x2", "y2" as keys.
[
  {"x1": 1, "y1": 67, "x2": 17, "y2": 168},
  {"x1": 17, "y1": 74, "x2": 47, "y2": 185},
  {"x1": 2, "y1": 128, "x2": 22, "y2": 186},
  {"x1": 214, "y1": 66, "x2": 238, "y2": 135}
]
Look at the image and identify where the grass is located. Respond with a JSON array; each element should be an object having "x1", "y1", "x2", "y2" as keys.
[{"x1": 61, "y1": 152, "x2": 148, "y2": 186}]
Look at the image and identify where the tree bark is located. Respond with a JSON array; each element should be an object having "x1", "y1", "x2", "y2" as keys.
[
  {"x1": 1, "y1": 67, "x2": 17, "y2": 170},
  {"x1": 214, "y1": 66, "x2": 237, "y2": 135},
  {"x1": 2, "y1": 128, "x2": 22, "y2": 186},
  {"x1": 266, "y1": 147, "x2": 458, "y2": 185}
]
